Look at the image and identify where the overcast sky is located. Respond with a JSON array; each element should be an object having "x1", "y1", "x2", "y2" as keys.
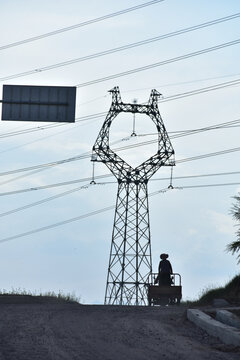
[{"x1": 0, "y1": 0, "x2": 240, "y2": 303}]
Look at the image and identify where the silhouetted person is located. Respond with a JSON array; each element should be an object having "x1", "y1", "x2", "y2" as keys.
[{"x1": 155, "y1": 253, "x2": 173, "y2": 286}]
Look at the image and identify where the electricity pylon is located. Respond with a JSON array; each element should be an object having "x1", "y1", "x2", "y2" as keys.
[{"x1": 92, "y1": 87, "x2": 175, "y2": 305}]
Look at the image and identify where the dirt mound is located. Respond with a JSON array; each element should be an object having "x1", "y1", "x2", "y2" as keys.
[{"x1": 0, "y1": 302, "x2": 239, "y2": 360}]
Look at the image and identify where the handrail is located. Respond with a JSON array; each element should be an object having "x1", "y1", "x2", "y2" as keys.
[{"x1": 147, "y1": 272, "x2": 181, "y2": 286}]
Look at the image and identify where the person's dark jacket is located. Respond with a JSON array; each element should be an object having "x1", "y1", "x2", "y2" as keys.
[
  {"x1": 155, "y1": 259, "x2": 173, "y2": 286},
  {"x1": 158, "y1": 259, "x2": 172, "y2": 274}
]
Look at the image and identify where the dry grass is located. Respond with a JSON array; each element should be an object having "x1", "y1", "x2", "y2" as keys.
[{"x1": 0, "y1": 288, "x2": 81, "y2": 303}]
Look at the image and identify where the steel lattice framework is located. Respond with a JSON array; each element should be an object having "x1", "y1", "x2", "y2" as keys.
[{"x1": 92, "y1": 87, "x2": 175, "y2": 305}]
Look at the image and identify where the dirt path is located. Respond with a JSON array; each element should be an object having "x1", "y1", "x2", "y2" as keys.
[{"x1": 0, "y1": 299, "x2": 239, "y2": 360}]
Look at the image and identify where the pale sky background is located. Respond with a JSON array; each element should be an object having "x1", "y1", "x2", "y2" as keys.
[{"x1": 0, "y1": 0, "x2": 240, "y2": 303}]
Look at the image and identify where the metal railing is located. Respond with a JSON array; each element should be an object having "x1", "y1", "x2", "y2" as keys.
[{"x1": 147, "y1": 272, "x2": 181, "y2": 286}]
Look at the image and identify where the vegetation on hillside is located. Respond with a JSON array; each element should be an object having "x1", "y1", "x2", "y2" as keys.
[
  {"x1": 195, "y1": 274, "x2": 240, "y2": 305},
  {"x1": 0, "y1": 288, "x2": 80, "y2": 303}
]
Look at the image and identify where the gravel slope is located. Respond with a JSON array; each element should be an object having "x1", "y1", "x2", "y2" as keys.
[{"x1": 0, "y1": 298, "x2": 239, "y2": 360}]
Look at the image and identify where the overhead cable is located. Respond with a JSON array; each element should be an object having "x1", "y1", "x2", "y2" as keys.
[
  {"x1": 0, "y1": 174, "x2": 113, "y2": 196},
  {"x1": 75, "y1": 39, "x2": 240, "y2": 87},
  {"x1": 112, "y1": 137, "x2": 240, "y2": 155},
  {"x1": 140, "y1": 118, "x2": 240, "y2": 137},
  {"x1": 1, "y1": 142, "x2": 240, "y2": 188},
  {"x1": 159, "y1": 78, "x2": 240, "y2": 103},
  {"x1": 123, "y1": 72, "x2": 240, "y2": 92},
  {"x1": 0, "y1": 204, "x2": 116, "y2": 244},
  {"x1": 176, "y1": 147, "x2": 240, "y2": 164},
  {"x1": 0, "y1": 168, "x2": 50, "y2": 187},
  {"x1": 0, "y1": 112, "x2": 106, "y2": 139},
  {"x1": 0, "y1": 181, "x2": 240, "y2": 244},
  {"x1": 0, "y1": 0, "x2": 164, "y2": 51},
  {"x1": 2, "y1": 143, "x2": 239, "y2": 187},
  {"x1": 137, "y1": 118, "x2": 240, "y2": 138},
  {"x1": 0, "y1": 133, "x2": 240, "y2": 179},
  {"x1": 0, "y1": 183, "x2": 94, "y2": 218},
  {"x1": 0, "y1": 169, "x2": 240, "y2": 196},
  {"x1": 0, "y1": 115, "x2": 102, "y2": 157},
  {"x1": 0, "y1": 79, "x2": 238, "y2": 142},
  {"x1": 0, "y1": 116, "x2": 239, "y2": 182},
  {"x1": 0, "y1": 169, "x2": 240, "y2": 220},
  {"x1": 177, "y1": 182, "x2": 240, "y2": 190},
  {"x1": 1, "y1": 12, "x2": 239, "y2": 82},
  {"x1": 0, "y1": 152, "x2": 90, "y2": 177},
  {"x1": 153, "y1": 170, "x2": 240, "y2": 182}
]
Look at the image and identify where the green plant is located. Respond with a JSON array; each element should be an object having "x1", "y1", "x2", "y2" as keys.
[{"x1": 227, "y1": 193, "x2": 240, "y2": 263}]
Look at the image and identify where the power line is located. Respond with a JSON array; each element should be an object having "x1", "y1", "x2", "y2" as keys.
[
  {"x1": 0, "y1": 152, "x2": 91, "y2": 177},
  {"x1": 0, "y1": 120, "x2": 240, "y2": 179},
  {"x1": 0, "y1": 181, "x2": 239, "y2": 244},
  {"x1": 123, "y1": 72, "x2": 240, "y2": 93},
  {"x1": 2, "y1": 142, "x2": 239, "y2": 188},
  {"x1": 1, "y1": 74, "x2": 239, "y2": 140},
  {"x1": 159, "y1": 78, "x2": 240, "y2": 103},
  {"x1": 0, "y1": 204, "x2": 116, "y2": 245},
  {"x1": 112, "y1": 135, "x2": 240, "y2": 155},
  {"x1": 75, "y1": 39, "x2": 240, "y2": 87},
  {"x1": 177, "y1": 182, "x2": 240, "y2": 190},
  {"x1": 0, "y1": 110, "x2": 239, "y2": 184},
  {"x1": 0, "y1": 183, "x2": 93, "y2": 218},
  {"x1": 0, "y1": 78, "x2": 238, "y2": 143},
  {"x1": 0, "y1": 168, "x2": 50, "y2": 187},
  {"x1": 0, "y1": 112, "x2": 106, "y2": 139},
  {"x1": 0, "y1": 115, "x2": 101, "y2": 157},
  {"x1": 0, "y1": 113, "x2": 105, "y2": 156},
  {"x1": 0, "y1": 168, "x2": 240, "y2": 197},
  {"x1": 170, "y1": 119, "x2": 240, "y2": 134},
  {"x1": 1, "y1": 12, "x2": 239, "y2": 82},
  {"x1": 0, "y1": 169, "x2": 239, "y2": 225},
  {"x1": 130, "y1": 118, "x2": 240, "y2": 138},
  {"x1": 0, "y1": 174, "x2": 112, "y2": 196},
  {"x1": 114, "y1": 145, "x2": 240, "y2": 168},
  {"x1": 0, "y1": 129, "x2": 240, "y2": 190},
  {"x1": 153, "y1": 170, "x2": 240, "y2": 182},
  {"x1": 0, "y1": 0, "x2": 164, "y2": 51},
  {"x1": 176, "y1": 147, "x2": 240, "y2": 164},
  {"x1": 140, "y1": 121, "x2": 240, "y2": 137},
  {"x1": 0, "y1": 166, "x2": 239, "y2": 230}
]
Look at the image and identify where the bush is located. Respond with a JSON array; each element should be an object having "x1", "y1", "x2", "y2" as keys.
[{"x1": 196, "y1": 274, "x2": 240, "y2": 305}]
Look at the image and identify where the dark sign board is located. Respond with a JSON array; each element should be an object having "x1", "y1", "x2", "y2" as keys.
[{"x1": 1, "y1": 85, "x2": 76, "y2": 122}]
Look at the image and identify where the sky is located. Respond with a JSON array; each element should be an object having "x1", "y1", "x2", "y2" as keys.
[{"x1": 0, "y1": 0, "x2": 240, "y2": 304}]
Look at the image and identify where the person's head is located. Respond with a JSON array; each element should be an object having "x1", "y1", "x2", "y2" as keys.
[{"x1": 160, "y1": 253, "x2": 169, "y2": 260}]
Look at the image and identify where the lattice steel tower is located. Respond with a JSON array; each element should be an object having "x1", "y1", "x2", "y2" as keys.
[{"x1": 92, "y1": 87, "x2": 175, "y2": 305}]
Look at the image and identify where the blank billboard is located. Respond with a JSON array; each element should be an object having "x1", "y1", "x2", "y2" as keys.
[{"x1": 1, "y1": 84, "x2": 76, "y2": 122}]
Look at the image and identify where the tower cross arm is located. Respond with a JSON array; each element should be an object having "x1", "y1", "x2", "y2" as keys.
[
  {"x1": 136, "y1": 148, "x2": 175, "y2": 180},
  {"x1": 92, "y1": 145, "x2": 133, "y2": 180}
]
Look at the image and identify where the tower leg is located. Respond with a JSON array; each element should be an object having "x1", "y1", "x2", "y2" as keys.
[{"x1": 104, "y1": 181, "x2": 152, "y2": 305}]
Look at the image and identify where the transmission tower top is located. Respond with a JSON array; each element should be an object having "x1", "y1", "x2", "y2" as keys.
[{"x1": 92, "y1": 86, "x2": 175, "y2": 184}]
